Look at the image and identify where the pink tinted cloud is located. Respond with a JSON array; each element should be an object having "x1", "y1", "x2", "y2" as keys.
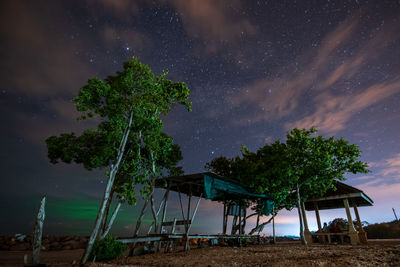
[
  {"x1": 228, "y1": 17, "x2": 359, "y2": 124},
  {"x1": 285, "y1": 80, "x2": 400, "y2": 134},
  {"x1": 228, "y1": 12, "x2": 400, "y2": 133}
]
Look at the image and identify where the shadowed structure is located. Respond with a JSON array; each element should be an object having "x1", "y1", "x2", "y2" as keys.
[{"x1": 303, "y1": 181, "x2": 373, "y2": 245}]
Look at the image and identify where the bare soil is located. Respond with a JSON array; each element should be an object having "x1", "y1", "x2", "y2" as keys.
[{"x1": 1, "y1": 240, "x2": 399, "y2": 267}]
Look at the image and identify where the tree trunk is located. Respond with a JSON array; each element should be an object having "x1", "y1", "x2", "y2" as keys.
[
  {"x1": 80, "y1": 111, "x2": 133, "y2": 266},
  {"x1": 296, "y1": 183, "x2": 307, "y2": 245},
  {"x1": 241, "y1": 207, "x2": 247, "y2": 234},
  {"x1": 272, "y1": 214, "x2": 276, "y2": 243},
  {"x1": 249, "y1": 213, "x2": 276, "y2": 235},
  {"x1": 231, "y1": 215, "x2": 238, "y2": 235},
  {"x1": 100, "y1": 202, "x2": 121, "y2": 240},
  {"x1": 32, "y1": 196, "x2": 46, "y2": 266},
  {"x1": 100, "y1": 189, "x2": 114, "y2": 237}
]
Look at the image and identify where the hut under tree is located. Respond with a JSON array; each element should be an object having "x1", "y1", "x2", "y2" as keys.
[
  {"x1": 120, "y1": 172, "x2": 274, "y2": 252},
  {"x1": 303, "y1": 180, "x2": 373, "y2": 245}
]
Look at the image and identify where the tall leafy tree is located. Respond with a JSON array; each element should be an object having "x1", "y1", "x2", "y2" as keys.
[
  {"x1": 206, "y1": 128, "x2": 369, "y2": 242},
  {"x1": 284, "y1": 127, "x2": 369, "y2": 244},
  {"x1": 45, "y1": 58, "x2": 191, "y2": 264}
]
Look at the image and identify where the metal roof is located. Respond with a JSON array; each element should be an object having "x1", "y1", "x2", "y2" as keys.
[
  {"x1": 304, "y1": 180, "x2": 373, "y2": 211},
  {"x1": 154, "y1": 172, "x2": 270, "y2": 200}
]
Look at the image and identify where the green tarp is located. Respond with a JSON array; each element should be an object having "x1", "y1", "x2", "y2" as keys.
[{"x1": 203, "y1": 174, "x2": 274, "y2": 216}]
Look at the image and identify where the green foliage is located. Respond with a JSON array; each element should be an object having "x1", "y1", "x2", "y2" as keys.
[
  {"x1": 206, "y1": 127, "x2": 370, "y2": 217},
  {"x1": 46, "y1": 57, "x2": 191, "y2": 204},
  {"x1": 284, "y1": 127, "x2": 369, "y2": 202},
  {"x1": 88, "y1": 235, "x2": 127, "y2": 262}
]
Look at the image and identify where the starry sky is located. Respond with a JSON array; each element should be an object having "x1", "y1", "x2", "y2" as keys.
[{"x1": 1, "y1": 0, "x2": 400, "y2": 237}]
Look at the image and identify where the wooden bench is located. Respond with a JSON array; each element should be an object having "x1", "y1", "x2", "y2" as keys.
[{"x1": 311, "y1": 232, "x2": 349, "y2": 244}]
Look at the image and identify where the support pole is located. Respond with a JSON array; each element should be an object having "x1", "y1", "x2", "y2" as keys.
[
  {"x1": 146, "y1": 195, "x2": 166, "y2": 235},
  {"x1": 238, "y1": 205, "x2": 242, "y2": 235},
  {"x1": 314, "y1": 202, "x2": 322, "y2": 231},
  {"x1": 184, "y1": 192, "x2": 192, "y2": 251},
  {"x1": 129, "y1": 199, "x2": 148, "y2": 256},
  {"x1": 393, "y1": 208, "x2": 398, "y2": 221},
  {"x1": 223, "y1": 203, "x2": 226, "y2": 234},
  {"x1": 159, "y1": 189, "x2": 170, "y2": 234},
  {"x1": 301, "y1": 202, "x2": 312, "y2": 244},
  {"x1": 157, "y1": 189, "x2": 170, "y2": 251},
  {"x1": 352, "y1": 199, "x2": 367, "y2": 244},
  {"x1": 344, "y1": 198, "x2": 359, "y2": 245},
  {"x1": 272, "y1": 215, "x2": 276, "y2": 244},
  {"x1": 178, "y1": 190, "x2": 186, "y2": 222}
]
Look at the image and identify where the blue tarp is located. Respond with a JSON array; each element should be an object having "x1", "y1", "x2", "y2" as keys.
[{"x1": 203, "y1": 174, "x2": 274, "y2": 216}]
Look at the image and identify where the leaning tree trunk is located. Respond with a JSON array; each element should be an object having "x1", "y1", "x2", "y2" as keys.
[
  {"x1": 80, "y1": 111, "x2": 133, "y2": 266},
  {"x1": 296, "y1": 183, "x2": 307, "y2": 245},
  {"x1": 249, "y1": 213, "x2": 276, "y2": 235},
  {"x1": 100, "y1": 201, "x2": 122, "y2": 240},
  {"x1": 99, "y1": 189, "x2": 114, "y2": 236},
  {"x1": 272, "y1": 208, "x2": 276, "y2": 243}
]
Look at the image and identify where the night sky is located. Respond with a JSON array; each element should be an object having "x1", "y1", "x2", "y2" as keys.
[{"x1": 1, "y1": 0, "x2": 400, "y2": 237}]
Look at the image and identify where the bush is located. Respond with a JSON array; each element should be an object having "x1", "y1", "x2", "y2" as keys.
[
  {"x1": 89, "y1": 235, "x2": 127, "y2": 262},
  {"x1": 364, "y1": 220, "x2": 400, "y2": 239}
]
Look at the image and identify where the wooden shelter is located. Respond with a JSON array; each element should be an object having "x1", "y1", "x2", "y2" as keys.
[
  {"x1": 120, "y1": 172, "x2": 273, "y2": 252},
  {"x1": 302, "y1": 180, "x2": 373, "y2": 245}
]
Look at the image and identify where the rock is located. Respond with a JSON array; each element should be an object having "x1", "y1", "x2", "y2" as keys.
[
  {"x1": 10, "y1": 243, "x2": 30, "y2": 251},
  {"x1": 61, "y1": 245, "x2": 72, "y2": 250},
  {"x1": 133, "y1": 245, "x2": 149, "y2": 256},
  {"x1": 63, "y1": 240, "x2": 81, "y2": 249},
  {"x1": 49, "y1": 241, "x2": 62, "y2": 250}
]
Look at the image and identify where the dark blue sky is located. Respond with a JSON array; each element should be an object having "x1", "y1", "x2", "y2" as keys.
[{"x1": 1, "y1": 0, "x2": 400, "y2": 236}]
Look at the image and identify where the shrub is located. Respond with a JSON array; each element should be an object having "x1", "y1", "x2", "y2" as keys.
[{"x1": 88, "y1": 235, "x2": 127, "y2": 262}]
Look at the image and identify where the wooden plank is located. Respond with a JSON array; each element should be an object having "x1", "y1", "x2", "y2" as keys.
[
  {"x1": 118, "y1": 236, "x2": 162, "y2": 243},
  {"x1": 162, "y1": 220, "x2": 191, "y2": 226}
]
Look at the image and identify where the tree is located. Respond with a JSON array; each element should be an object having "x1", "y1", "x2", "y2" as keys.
[
  {"x1": 283, "y1": 128, "x2": 369, "y2": 244},
  {"x1": 206, "y1": 128, "x2": 369, "y2": 243},
  {"x1": 45, "y1": 57, "x2": 191, "y2": 265}
]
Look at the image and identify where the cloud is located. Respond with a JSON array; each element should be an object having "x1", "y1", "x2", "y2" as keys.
[
  {"x1": 86, "y1": 0, "x2": 140, "y2": 21},
  {"x1": 228, "y1": 16, "x2": 359, "y2": 124},
  {"x1": 0, "y1": 1, "x2": 93, "y2": 97},
  {"x1": 165, "y1": 0, "x2": 256, "y2": 52},
  {"x1": 285, "y1": 79, "x2": 400, "y2": 134},
  {"x1": 227, "y1": 12, "x2": 400, "y2": 133}
]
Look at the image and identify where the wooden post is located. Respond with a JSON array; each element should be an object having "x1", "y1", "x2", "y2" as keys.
[
  {"x1": 129, "y1": 199, "x2": 148, "y2": 256},
  {"x1": 242, "y1": 206, "x2": 247, "y2": 234},
  {"x1": 343, "y1": 198, "x2": 359, "y2": 245},
  {"x1": 157, "y1": 189, "x2": 170, "y2": 251},
  {"x1": 301, "y1": 202, "x2": 312, "y2": 244},
  {"x1": 393, "y1": 208, "x2": 398, "y2": 221},
  {"x1": 146, "y1": 196, "x2": 166, "y2": 235},
  {"x1": 238, "y1": 205, "x2": 242, "y2": 235},
  {"x1": 32, "y1": 196, "x2": 46, "y2": 266},
  {"x1": 159, "y1": 189, "x2": 170, "y2": 234},
  {"x1": 223, "y1": 203, "x2": 226, "y2": 234},
  {"x1": 178, "y1": 190, "x2": 186, "y2": 222},
  {"x1": 184, "y1": 192, "x2": 192, "y2": 251},
  {"x1": 352, "y1": 199, "x2": 367, "y2": 244},
  {"x1": 314, "y1": 202, "x2": 322, "y2": 231},
  {"x1": 272, "y1": 215, "x2": 276, "y2": 243}
]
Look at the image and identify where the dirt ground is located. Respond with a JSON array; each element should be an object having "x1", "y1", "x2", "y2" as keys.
[{"x1": 1, "y1": 240, "x2": 399, "y2": 266}]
